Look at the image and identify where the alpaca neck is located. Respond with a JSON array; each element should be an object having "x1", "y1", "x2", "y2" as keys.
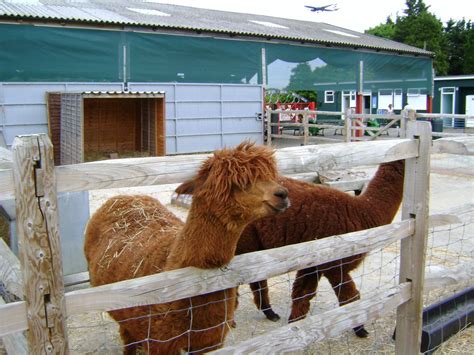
[
  {"x1": 165, "y1": 209, "x2": 244, "y2": 270},
  {"x1": 360, "y1": 160, "x2": 405, "y2": 222}
]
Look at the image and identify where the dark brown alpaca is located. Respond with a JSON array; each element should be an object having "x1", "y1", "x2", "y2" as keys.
[
  {"x1": 84, "y1": 142, "x2": 289, "y2": 354},
  {"x1": 176, "y1": 159, "x2": 404, "y2": 338}
]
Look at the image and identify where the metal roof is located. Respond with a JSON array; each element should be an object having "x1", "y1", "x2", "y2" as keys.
[{"x1": 0, "y1": 0, "x2": 432, "y2": 56}]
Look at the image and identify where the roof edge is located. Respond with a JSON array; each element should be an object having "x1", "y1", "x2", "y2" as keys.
[{"x1": 0, "y1": 15, "x2": 434, "y2": 58}]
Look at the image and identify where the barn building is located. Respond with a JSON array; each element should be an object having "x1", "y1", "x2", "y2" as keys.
[
  {"x1": 0, "y1": 0, "x2": 433, "y2": 163},
  {"x1": 433, "y1": 75, "x2": 474, "y2": 128}
]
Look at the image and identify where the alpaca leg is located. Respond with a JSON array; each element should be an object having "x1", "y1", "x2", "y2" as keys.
[
  {"x1": 250, "y1": 280, "x2": 280, "y2": 321},
  {"x1": 325, "y1": 270, "x2": 369, "y2": 338},
  {"x1": 288, "y1": 267, "x2": 320, "y2": 323},
  {"x1": 147, "y1": 342, "x2": 181, "y2": 355},
  {"x1": 120, "y1": 326, "x2": 138, "y2": 355},
  {"x1": 228, "y1": 287, "x2": 238, "y2": 328}
]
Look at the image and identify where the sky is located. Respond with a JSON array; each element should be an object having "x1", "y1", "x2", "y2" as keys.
[{"x1": 148, "y1": 0, "x2": 473, "y2": 33}]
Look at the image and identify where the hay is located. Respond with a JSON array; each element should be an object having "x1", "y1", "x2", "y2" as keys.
[{"x1": 97, "y1": 198, "x2": 181, "y2": 271}]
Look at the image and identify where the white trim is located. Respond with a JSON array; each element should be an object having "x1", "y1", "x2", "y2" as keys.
[
  {"x1": 324, "y1": 90, "x2": 335, "y2": 103},
  {"x1": 440, "y1": 86, "x2": 456, "y2": 127},
  {"x1": 434, "y1": 75, "x2": 474, "y2": 81}
]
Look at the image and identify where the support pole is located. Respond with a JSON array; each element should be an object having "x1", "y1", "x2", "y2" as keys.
[
  {"x1": 395, "y1": 109, "x2": 432, "y2": 354},
  {"x1": 427, "y1": 95, "x2": 433, "y2": 113},
  {"x1": 12, "y1": 134, "x2": 68, "y2": 354},
  {"x1": 355, "y1": 94, "x2": 364, "y2": 138},
  {"x1": 265, "y1": 109, "x2": 272, "y2": 146}
]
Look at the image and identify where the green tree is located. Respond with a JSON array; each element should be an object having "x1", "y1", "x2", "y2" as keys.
[
  {"x1": 366, "y1": 17, "x2": 396, "y2": 39},
  {"x1": 464, "y1": 26, "x2": 474, "y2": 74},
  {"x1": 445, "y1": 19, "x2": 474, "y2": 75},
  {"x1": 393, "y1": 0, "x2": 448, "y2": 75},
  {"x1": 444, "y1": 19, "x2": 466, "y2": 74}
]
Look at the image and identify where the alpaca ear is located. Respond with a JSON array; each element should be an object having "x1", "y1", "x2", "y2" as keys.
[{"x1": 175, "y1": 179, "x2": 197, "y2": 195}]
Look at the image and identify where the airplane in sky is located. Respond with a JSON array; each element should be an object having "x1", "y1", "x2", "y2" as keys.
[{"x1": 305, "y1": 4, "x2": 339, "y2": 12}]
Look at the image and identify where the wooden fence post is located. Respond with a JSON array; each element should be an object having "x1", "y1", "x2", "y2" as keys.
[
  {"x1": 12, "y1": 134, "x2": 68, "y2": 354},
  {"x1": 395, "y1": 114, "x2": 432, "y2": 354},
  {"x1": 400, "y1": 106, "x2": 415, "y2": 139},
  {"x1": 302, "y1": 111, "x2": 309, "y2": 146},
  {"x1": 265, "y1": 109, "x2": 272, "y2": 146},
  {"x1": 344, "y1": 108, "x2": 352, "y2": 142}
]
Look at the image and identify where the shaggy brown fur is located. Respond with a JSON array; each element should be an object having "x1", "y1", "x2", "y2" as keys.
[
  {"x1": 176, "y1": 160, "x2": 404, "y2": 338},
  {"x1": 84, "y1": 142, "x2": 289, "y2": 354}
]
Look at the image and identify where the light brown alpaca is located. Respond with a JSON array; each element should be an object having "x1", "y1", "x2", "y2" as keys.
[{"x1": 84, "y1": 142, "x2": 289, "y2": 354}]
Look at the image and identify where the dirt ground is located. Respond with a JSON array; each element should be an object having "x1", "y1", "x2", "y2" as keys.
[{"x1": 2, "y1": 134, "x2": 473, "y2": 354}]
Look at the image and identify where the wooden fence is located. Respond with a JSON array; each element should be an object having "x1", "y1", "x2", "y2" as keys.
[
  {"x1": 266, "y1": 107, "x2": 474, "y2": 145},
  {"x1": 0, "y1": 116, "x2": 473, "y2": 353}
]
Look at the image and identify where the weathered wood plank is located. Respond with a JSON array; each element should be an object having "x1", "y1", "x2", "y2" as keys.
[
  {"x1": 416, "y1": 113, "x2": 474, "y2": 120},
  {"x1": 368, "y1": 117, "x2": 401, "y2": 140},
  {"x1": 0, "y1": 235, "x2": 28, "y2": 354},
  {"x1": 424, "y1": 262, "x2": 474, "y2": 293},
  {"x1": 347, "y1": 113, "x2": 402, "y2": 120},
  {"x1": 0, "y1": 219, "x2": 414, "y2": 336},
  {"x1": 344, "y1": 109, "x2": 352, "y2": 142},
  {"x1": 0, "y1": 147, "x2": 12, "y2": 161},
  {"x1": 0, "y1": 239, "x2": 23, "y2": 299},
  {"x1": 275, "y1": 139, "x2": 417, "y2": 175},
  {"x1": 0, "y1": 239, "x2": 29, "y2": 354},
  {"x1": 0, "y1": 147, "x2": 12, "y2": 170},
  {"x1": 0, "y1": 139, "x2": 419, "y2": 200},
  {"x1": 396, "y1": 119, "x2": 432, "y2": 354},
  {"x1": 0, "y1": 301, "x2": 27, "y2": 338},
  {"x1": 432, "y1": 136, "x2": 474, "y2": 155},
  {"x1": 64, "y1": 220, "x2": 414, "y2": 316},
  {"x1": 268, "y1": 109, "x2": 342, "y2": 116},
  {"x1": 322, "y1": 178, "x2": 368, "y2": 192},
  {"x1": 12, "y1": 134, "x2": 68, "y2": 353},
  {"x1": 432, "y1": 132, "x2": 473, "y2": 138},
  {"x1": 63, "y1": 272, "x2": 90, "y2": 288},
  {"x1": 270, "y1": 134, "x2": 302, "y2": 140},
  {"x1": 55, "y1": 210, "x2": 464, "y2": 290},
  {"x1": 215, "y1": 283, "x2": 411, "y2": 354},
  {"x1": 0, "y1": 298, "x2": 28, "y2": 355}
]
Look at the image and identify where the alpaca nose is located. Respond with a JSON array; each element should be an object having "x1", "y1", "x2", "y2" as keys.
[{"x1": 274, "y1": 188, "x2": 288, "y2": 200}]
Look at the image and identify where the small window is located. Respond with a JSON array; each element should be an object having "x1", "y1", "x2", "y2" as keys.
[
  {"x1": 441, "y1": 87, "x2": 455, "y2": 94},
  {"x1": 378, "y1": 89, "x2": 393, "y2": 110},
  {"x1": 394, "y1": 89, "x2": 403, "y2": 110},
  {"x1": 325, "y1": 90, "x2": 335, "y2": 103},
  {"x1": 407, "y1": 88, "x2": 427, "y2": 110}
]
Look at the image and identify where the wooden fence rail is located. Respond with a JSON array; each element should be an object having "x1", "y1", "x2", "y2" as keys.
[
  {"x1": 0, "y1": 139, "x2": 418, "y2": 200},
  {"x1": 0, "y1": 219, "x2": 415, "y2": 337},
  {"x1": 2, "y1": 117, "x2": 470, "y2": 353},
  {"x1": 215, "y1": 283, "x2": 413, "y2": 354},
  {"x1": 266, "y1": 107, "x2": 474, "y2": 145}
]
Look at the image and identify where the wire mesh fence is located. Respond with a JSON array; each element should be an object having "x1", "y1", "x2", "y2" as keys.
[
  {"x1": 62, "y1": 213, "x2": 472, "y2": 353},
  {"x1": 1, "y1": 135, "x2": 472, "y2": 354}
]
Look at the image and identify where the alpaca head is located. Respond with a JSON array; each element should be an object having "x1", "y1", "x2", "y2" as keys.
[{"x1": 179, "y1": 141, "x2": 289, "y2": 227}]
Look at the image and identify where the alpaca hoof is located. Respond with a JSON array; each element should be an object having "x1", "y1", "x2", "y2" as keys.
[
  {"x1": 353, "y1": 325, "x2": 369, "y2": 338},
  {"x1": 263, "y1": 309, "x2": 280, "y2": 322}
]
